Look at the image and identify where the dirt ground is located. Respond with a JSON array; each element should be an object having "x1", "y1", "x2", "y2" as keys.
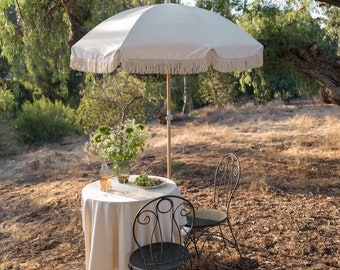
[{"x1": 0, "y1": 100, "x2": 339, "y2": 270}]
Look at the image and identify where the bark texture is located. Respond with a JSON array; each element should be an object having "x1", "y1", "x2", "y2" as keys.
[
  {"x1": 60, "y1": 0, "x2": 89, "y2": 48},
  {"x1": 280, "y1": 42, "x2": 340, "y2": 105},
  {"x1": 316, "y1": 0, "x2": 340, "y2": 8}
]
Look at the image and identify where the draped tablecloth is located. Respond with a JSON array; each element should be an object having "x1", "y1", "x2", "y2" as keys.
[{"x1": 81, "y1": 175, "x2": 181, "y2": 270}]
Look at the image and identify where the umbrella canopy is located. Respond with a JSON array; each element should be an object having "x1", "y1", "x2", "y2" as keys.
[{"x1": 70, "y1": 3, "x2": 263, "y2": 179}]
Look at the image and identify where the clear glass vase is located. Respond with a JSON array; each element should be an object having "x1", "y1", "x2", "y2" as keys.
[{"x1": 112, "y1": 160, "x2": 130, "y2": 184}]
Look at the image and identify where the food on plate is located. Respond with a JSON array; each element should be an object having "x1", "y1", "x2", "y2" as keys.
[{"x1": 134, "y1": 173, "x2": 162, "y2": 187}]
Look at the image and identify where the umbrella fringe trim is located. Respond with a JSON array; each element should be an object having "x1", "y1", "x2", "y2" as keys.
[
  {"x1": 70, "y1": 54, "x2": 263, "y2": 74},
  {"x1": 212, "y1": 54, "x2": 263, "y2": 73},
  {"x1": 70, "y1": 56, "x2": 120, "y2": 74}
]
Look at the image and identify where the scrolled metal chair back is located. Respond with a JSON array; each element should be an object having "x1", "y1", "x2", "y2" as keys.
[
  {"x1": 213, "y1": 153, "x2": 241, "y2": 215},
  {"x1": 131, "y1": 195, "x2": 195, "y2": 268}
]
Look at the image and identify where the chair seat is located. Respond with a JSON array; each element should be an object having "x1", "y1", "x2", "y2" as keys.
[
  {"x1": 128, "y1": 242, "x2": 190, "y2": 270},
  {"x1": 188, "y1": 208, "x2": 227, "y2": 228}
]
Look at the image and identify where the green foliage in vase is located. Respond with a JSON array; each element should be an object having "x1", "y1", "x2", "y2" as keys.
[{"x1": 85, "y1": 119, "x2": 150, "y2": 161}]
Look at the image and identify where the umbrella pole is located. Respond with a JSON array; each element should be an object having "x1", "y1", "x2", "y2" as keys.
[{"x1": 166, "y1": 73, "x2": 171, "y2": 179}]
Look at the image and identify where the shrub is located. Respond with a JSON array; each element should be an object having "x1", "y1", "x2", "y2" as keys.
[
  {"x1": 0, "y1": 116, "x2": 19, "y2": 156},
  {"x1": 0, "y1": 87, "x2": 19, "y2": 156},
  {"x1": 16, "y1": 97, "x2": 77, "y2": 145},
  {"x1": 75, "y1": 70, "x2": 153, "y2": 134}
]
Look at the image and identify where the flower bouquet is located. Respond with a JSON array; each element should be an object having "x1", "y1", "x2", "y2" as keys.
[
  {"x1": 85, "y1": 119, "x2": 150, "y2": 162},
  {"x1": 85, "y1": 120, "x2": 150, "y2": 183}
]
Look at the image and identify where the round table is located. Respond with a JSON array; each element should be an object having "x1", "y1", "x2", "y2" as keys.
[{"x1": 81, "y1": 175, "x2": 181, "y2": 270}]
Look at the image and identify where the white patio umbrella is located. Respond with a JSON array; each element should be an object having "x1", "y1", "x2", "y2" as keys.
[{"x1": 70, "y1": 2, "x2": 263, "y2": 179}]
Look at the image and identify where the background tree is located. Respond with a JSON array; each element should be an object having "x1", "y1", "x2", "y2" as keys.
[
  {"x1": 198, "y1": 68, "x2": 242, "y2": 106},
  {"x1": 1, "y1": 0, "x2": 339, "y2": 147},
  {"x1": 0, "y1": 0, "x2": 73, "y2": 102},
  {"x1": 0, "y1": 86, "x2": 18, "y2": 156},
  {"x1": 235, "y1": 0, "x2": 339, "y2": 104},
  {"x1": 76, "y1": 69, "x2": 154, "y2": 133},
  {"x1": 196, "y1": 0, "x2": 232, "y2": 18}
]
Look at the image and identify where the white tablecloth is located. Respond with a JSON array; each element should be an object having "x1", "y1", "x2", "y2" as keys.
[{"x1": 81, "y1": 175, "x2": 181, "y2": 270}]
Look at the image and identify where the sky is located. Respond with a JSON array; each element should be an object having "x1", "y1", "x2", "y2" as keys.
[
  {"x1": 180, "y1": 0, "x2": 196, "y2": 6},
  {"x1": 179, "y1": 0, "x2": 323, "y2": 18}
]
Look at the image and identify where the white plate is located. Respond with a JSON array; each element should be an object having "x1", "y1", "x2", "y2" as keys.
[{"x1": 133, "y1": 178, "x2": 167, "y2": 189}]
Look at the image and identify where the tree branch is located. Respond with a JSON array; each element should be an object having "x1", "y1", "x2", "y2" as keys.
[
  {"x1": 278, "y1": 42, "x2": 340, "y2": 105},
  {"x1": 60, "y1": 0, "x2": 89, "y2": 47},
  {"x1": 14, "y1": 0, "x2": 23, "y2": 25},
  {"x1": 315, "y1": 0, "x2": 340, "y2": 8}
]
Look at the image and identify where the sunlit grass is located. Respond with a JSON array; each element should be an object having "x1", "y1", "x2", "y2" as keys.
[{"x1": 169, "y1": 100, "x2": 340, "y2": 195}]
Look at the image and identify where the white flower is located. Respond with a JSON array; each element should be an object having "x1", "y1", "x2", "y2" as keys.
[{"x1": 85, "y1": 120, "x2": 150, "y2": 161}]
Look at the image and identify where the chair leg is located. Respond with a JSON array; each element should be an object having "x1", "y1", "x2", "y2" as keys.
[
  {"x1": 187, "y1": 225, "x2": 242, "y2": 269},
  {"x1": 199, "y1": 224, "x2": 242, "y2": 258},
  {"x1": 185, "y1": 229, "x2": 207, "y2": 268},
  {"x1": 226, "y1": 220, "x2": 242, "y2": 257},
  {"x1": 185, "y1": 252, "x2": 194, "y2": 270}
]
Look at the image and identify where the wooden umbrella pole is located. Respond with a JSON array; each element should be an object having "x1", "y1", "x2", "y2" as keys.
[{"x1": 166, "y1": 73, "x2": 171, "y2": 179}]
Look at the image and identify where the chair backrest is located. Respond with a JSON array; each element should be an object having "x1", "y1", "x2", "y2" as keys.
[
  {"x1": 213, "y1": 153, "x2": 241, "y2": 214},
  {"x1": 132, "y1": 195, "x2": 195, "y2": 266}
]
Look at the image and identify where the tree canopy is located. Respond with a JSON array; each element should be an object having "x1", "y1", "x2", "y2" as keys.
[
  {"x1": 0, "y1": 0, "x2": 339, "y2": 115},
  {"x1": 236, "y1": 0, "x2": 340, "y2": 104}
]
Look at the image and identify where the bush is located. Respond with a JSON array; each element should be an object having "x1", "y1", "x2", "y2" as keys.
[
  {"x1": 0, "y1": 87, "x2": 19, "y2": 156},
  {"x1": 75, "y1": 70, "x2": 151, "y2": 134},
  {"x1": 16, "y1": 97, "x2": 77, "y2": 145},
  {"x1": 0, "y1": 116, "x2": 19, "y2": 156}
]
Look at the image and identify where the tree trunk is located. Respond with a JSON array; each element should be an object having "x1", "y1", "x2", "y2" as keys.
[
  {"x1": 182, "y1": 76, "x2": 194, "y2": 114},
  {"x1": 316, "y1": 0, "x2": 340, "y2": 8},
  {"x1": 279, "y1": 42, "x2": 340, "y2": 105},
  {"x1": 60, "y1": 0, "x2": 89, "y2": 48}
]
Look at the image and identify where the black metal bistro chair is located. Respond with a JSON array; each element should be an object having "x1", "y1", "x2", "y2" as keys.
[
  {"x1": 186, "y1": 153, "x2": 242, "y2": 260},
  {"x1": 128, "y1": 195, "x2": 196, "y2": 270}
]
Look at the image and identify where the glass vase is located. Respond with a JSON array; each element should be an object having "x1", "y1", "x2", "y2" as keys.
[{"x1": 112, "y1": 160, "x2": 130, "y2": 184}]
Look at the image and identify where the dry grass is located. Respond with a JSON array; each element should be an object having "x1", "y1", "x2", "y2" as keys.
[{"x1": 0, "y1": 99, "x2": 339, "y2": 269}]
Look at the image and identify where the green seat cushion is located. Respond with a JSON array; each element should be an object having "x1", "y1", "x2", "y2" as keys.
[{"x1": 188, "y1": 208, "x2": 227, "y2": 228}]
